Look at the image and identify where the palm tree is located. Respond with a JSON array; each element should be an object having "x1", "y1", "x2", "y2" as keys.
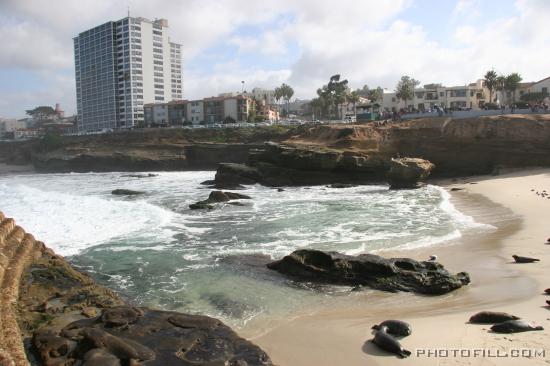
[
  {"x1": 274, "y1": 86, "x2": 283, "y2": 119},
  {"x1": 395, "y1": 75, "x2": 420, "y2": 111},
  {"x1": 483, "y1": 70, "x2": 498, "y2": 104},
  {"x1": 496, "y1": 75, "x2": 507, "y2": 105},
  {"x1": 281, "y1": 83, "x2": 294, "y2": 115},
  {"x1": 347, "y1": 91, "x2": 360, "y2": 119},
  {"x1": 367, "y1": 87, "x2": 383, "y2": 102},
  {"x1": 505, "y1": 73, "x2": 522, "y2": 104}
]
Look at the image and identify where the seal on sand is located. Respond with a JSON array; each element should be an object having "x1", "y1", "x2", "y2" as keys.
[
  {"x1": 372, "y1": 320, "x2": 412, "y2": 337},
  {"x1": 491, "y1": 320, "x2": 544, "y2": 333},
  {"x1": 469, "y1": 311, "x2": 520, "y2": 324},
  {"x1": 512, "y1": 255, "x2": 540, "y2": 263},
  {"x1": 371, "y1": 326, "x2": 411, "y2": 358}
]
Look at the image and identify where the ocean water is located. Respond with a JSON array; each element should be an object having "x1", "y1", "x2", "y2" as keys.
[{"x1": 0, "y1": 171, "x2": 492, "y2": 328}]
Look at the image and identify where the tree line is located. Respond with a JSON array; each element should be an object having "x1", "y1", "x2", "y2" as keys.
[{"x1": 264, "y1": 68, "x2": 527, "y2": 121}]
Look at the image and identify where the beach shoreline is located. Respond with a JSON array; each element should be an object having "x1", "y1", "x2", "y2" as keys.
[{"x1": 246, "y1": 168, "x2": 550, "y2": 366}]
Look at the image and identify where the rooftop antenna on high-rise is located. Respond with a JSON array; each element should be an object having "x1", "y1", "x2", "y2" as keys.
[{"x1": 127, "y1": 4, "x2": 130, "y2": 18}]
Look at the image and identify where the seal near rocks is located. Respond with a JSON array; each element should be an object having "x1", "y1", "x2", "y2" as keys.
[
  {"x1": 512, "y1": 255, "x2": 540, "y2": 263},
  {"x1": 372, "y1": 320, "x2": 412, "y2": 337},
  {"x1": 490, "y1": 320, "x2": 544, "y2": 333},
  {"x1": 469, "y1": 311, "x2": 520, "y2": 324},
  {"x1": 371, "y1": 326, "x2": 411, "y2": 358}
]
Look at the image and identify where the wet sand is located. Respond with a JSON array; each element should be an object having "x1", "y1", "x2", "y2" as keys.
[{"x1": 243, "y1": 168, "x2": 550, "y2": 366}]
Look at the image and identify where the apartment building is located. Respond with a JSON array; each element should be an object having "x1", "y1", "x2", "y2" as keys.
[
  {"x1": 511, "y1": 76, "x2": 550, "y2": 103},
  {"x1": 74, "y1": 16, "x2": 182, "y2": 132},
  {"x1": 382, "y1": 79, "x2": 488, "y2": 111},
  {"x1": 144, "y1": 95, "x2": 254, "y2": 126},
  {"x1": 250, "y1": 88, "x2": 277, "y2": 105}
]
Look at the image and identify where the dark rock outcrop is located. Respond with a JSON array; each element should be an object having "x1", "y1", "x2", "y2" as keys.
[
  {"x1": 111, "y1": 189, "x2": 145, "y2": 196},
  {"x1": 214, "y1": 163, "x2": 262, "y2": 187},
  {"x1": 267, "y1": 249, "x2": 470, "y2": 295},
  {"x1": 328, "y1": 183, "x2": 357, "y2": 189},
  {"x1": 122, "y1": 173, "x2": 158, "y2": 178},
  {"x1": 189, "y1": 190, "x2": 251, "y2": 210},
  {"x1": 386, "y1": 158, "x2": 435, "y2": 189},
  {"x1": 33, "y1": 306, "x2": 272, "y2": 366},
  {"x1": 213, "y1": 143, "x2": 434, "y2": 188}
]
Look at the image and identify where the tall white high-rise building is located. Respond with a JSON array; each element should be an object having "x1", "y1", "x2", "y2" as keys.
[{"x1": 74, "y1": 17, "x2": 182, "y2": 132}]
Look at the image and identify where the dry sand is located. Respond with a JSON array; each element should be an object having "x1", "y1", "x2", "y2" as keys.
[{"x1": 245, "y1": 168, "x2": 550, "y2": 365}]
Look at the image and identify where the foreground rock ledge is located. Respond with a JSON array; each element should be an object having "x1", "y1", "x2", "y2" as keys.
[
  {"x1": 267, "y1": 249, "x2": 470, "y2": 295},
  {"x1": 0, "y1": 210, "x2": 272, "y2": 366},
  {"x1": 34, "y1": 307, "x2": 272, "y2": 366}
]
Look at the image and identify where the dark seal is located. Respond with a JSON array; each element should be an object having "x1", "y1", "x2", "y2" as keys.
[
  {"x1": 372, "y1": 320, "x2": 412, "y2": 337},
  {"x1": 469, "y1": 311, "x2": 520, "y2": 324},
  {"x1": 371, "y1": 326, "x2": 411, "y2": 358},
  {"x1": 491, "y1": 320, "x2": 543, "y2": 333},
  {"x1": 512, "y1": 255, "x2": 540, "y2": 263}
]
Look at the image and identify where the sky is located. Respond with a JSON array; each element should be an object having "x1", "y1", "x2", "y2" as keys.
[{"x1": 0, "y1": 0, "x2": 549, "y2": 118}]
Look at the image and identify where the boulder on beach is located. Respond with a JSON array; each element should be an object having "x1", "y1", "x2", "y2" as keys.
[
  {"x1": 111, "y1": 189, "x2": 144, "y2": 196},
  {"x1": 267, "y1": 249, "x2": 470, "y2": 295},
  {"x1": 33, "y1": 306, "x2": 273, "y2": 366},
  {"x1": 387, "y1": 158, "x2": 435, "y2": 189},
  {"x1": 189, "y1": 190, "x2": 251, "y2": 210}
]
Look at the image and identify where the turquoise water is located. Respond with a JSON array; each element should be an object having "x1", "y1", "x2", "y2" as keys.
[{"x1": 0, "y1": 171, "x2": 490, "y2": 327}]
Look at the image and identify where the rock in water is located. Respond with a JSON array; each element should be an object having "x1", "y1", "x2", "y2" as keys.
[
  {"x1": 545, "y1": 288, "x2": 550, "y2": 294},
  {"x1": 469, "y1": 311, "x2": 520, "y2": 324},
  {"x1": 267, "y1": 249, "x2": 470, "y2": 295},
  {"x1": 371, "y1": 327, "x2": 411, "y2": 358},
  {"x1": 111, "y1": 189, "x2": 144, "y2": 196},
  {"x1": 372, "y1": 320, "x2": 412, "y2": 337},
  {"x1": 214, "y1": 163, "x2": 261, "y2": 187},
  {"x1": 328, "y1": 183, "x2": 357, "y2": 189},
  {"x1": 33, "y1": 307, "x2": 273, "y2": 365},
  {"x1": 387, "y1": 157, "x2": 435, "y2": 189},
  {"x1": 490, "y1": 320, "x2": 544, "y2": 333},
  {"x1": 189, "y1": 191, "x2": 252, "y2": 210},
  {"x1": 512, "y1": 255, "x2": 540, "y2": 263}
]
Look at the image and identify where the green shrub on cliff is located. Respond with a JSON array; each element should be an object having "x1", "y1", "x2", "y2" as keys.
[{"x1": 40, "y1": 133, "x2": 63, "y2": 151}]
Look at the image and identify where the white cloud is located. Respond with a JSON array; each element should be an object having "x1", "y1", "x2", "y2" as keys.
[
  {"x1": 1, "y1": 0, "x2": 549, "y2": 117},
  {"x1": 452, "y1": 0, "x2": 481, "y2": 18}
]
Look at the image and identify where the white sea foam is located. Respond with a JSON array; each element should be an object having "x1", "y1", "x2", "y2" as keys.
[
  {"x1": 433, "y1": 185, "x2": 496, "y2": 231},
  {"x1": 0, "y1": 171, "x2": 499, "y2": 327},
  {"x1": 0, "y1": 182, "x2": 174, "y2": 256}
]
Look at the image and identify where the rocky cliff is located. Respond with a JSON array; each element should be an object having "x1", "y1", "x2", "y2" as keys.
[
  {"x1": 3, "y1": 114, "x2": 550, "y2": 176},
  {"x1": 0, "y1": 211, "x2": 272, "y2": 366},
  {"x1": 1, "y1": 126, "x2": 292, "y2": 173},
  {"x1": 286, "y1": 114, "x2": 550, "y2": 176}
]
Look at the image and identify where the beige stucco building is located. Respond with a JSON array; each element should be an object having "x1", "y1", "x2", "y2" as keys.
[{"x1": 382, "y1": 79, "x2": 488, "y2": 111}]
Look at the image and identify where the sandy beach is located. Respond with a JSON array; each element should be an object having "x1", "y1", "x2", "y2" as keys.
[{"x1": 246, "y1": 168, "x2": 550, "y2": 365}]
